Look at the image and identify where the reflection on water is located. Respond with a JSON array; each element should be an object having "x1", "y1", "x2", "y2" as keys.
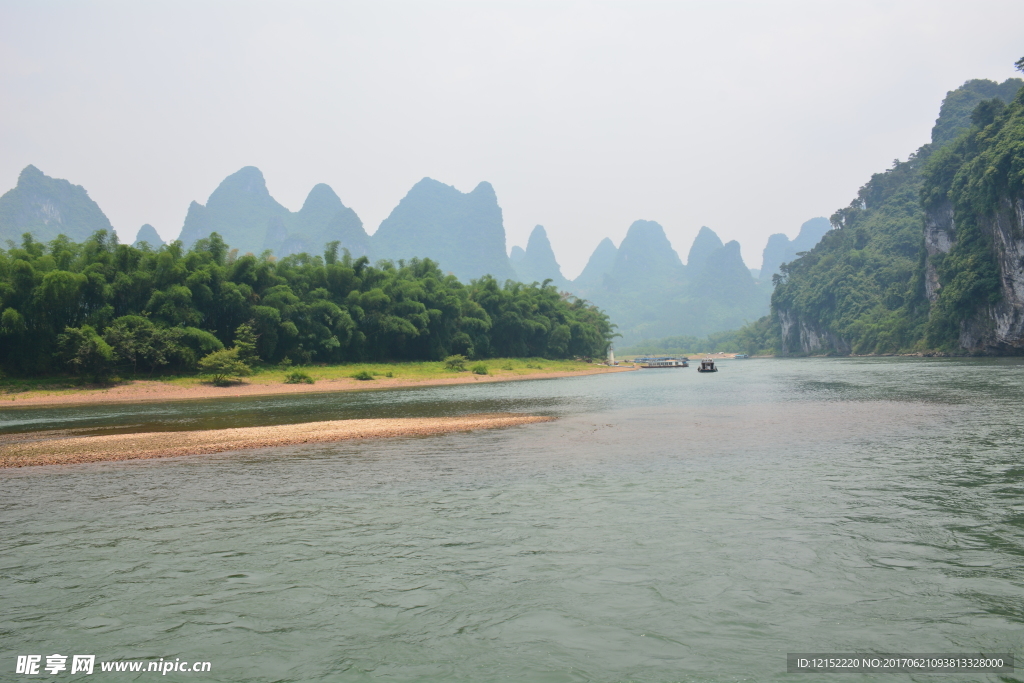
[{"x1": 2, "y1": 358, "x2": 1023, "y2": 681}]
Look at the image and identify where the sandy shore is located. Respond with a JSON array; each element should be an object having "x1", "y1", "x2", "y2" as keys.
[
  {"x1": 3, "y1": 365, "x2": 634, "y2": 408},
  {"x1": 0, "y1": 413, "x2": 555, "y2": 468}
]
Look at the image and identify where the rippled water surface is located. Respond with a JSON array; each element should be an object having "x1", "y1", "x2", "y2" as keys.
[{"x1": 3, "y1": 358, "x2": 1024, "y2": 681}]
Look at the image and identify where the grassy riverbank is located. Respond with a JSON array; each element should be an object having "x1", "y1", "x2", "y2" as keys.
[{"x1": 1, "y1": 359, "x2": 631, "y2": 406}]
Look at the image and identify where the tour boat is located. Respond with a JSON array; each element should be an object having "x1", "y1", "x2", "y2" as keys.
[
  {"x1": 697, "y1": 357, "x2": 718, "y2": 373},
  {"x1": 637, "y1": 356, "x2": 688, "y2": 369}
]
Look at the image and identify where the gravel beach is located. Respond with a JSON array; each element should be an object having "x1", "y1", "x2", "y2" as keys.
[{"x1": 0, "y1": 414, "x2": 555, "y2": 468}]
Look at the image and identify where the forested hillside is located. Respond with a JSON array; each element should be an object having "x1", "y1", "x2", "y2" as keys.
[
  {"x1": 771, "y1": 74, "x2": 1023, "y2": 354},
  {"x1": 0, "y1": 232, "x2": 613, "y2": 377},
  {"x1": 922, "y1": 76, "x2": 1024, "y2": 352}
]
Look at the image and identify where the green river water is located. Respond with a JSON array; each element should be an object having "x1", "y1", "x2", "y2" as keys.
[{"x1": 2, "y1": 357, "x2": 1023, "y2": 681}]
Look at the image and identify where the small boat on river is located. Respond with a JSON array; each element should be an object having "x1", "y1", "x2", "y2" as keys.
[
  {"x1": 697, "y1": 357, "x2": 718, "y2": 373},
  {"x1": 637, "y1": 356, "x2": 688, "y2": 369}
]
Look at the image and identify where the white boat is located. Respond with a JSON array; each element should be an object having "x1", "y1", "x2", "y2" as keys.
[{"x1": 637, "y1": 356, "x2": 688, "y2": 368}]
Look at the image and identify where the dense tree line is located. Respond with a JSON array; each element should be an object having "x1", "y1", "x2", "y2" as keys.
[{"x1": 0, "y1": 232, "x2": 613, "y2": 377}]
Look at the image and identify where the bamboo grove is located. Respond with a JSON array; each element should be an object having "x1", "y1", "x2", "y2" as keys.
[{"x1": 0, "y1": 232, "x2": 614, "y2": 377}]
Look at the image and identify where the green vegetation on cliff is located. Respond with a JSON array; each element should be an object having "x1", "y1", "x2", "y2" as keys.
[
  {"x1": 0, "y1": 231, "x2": 613, "y2": 377},
  {"x1": 772, "y1": 152, "x2": 930, "y2": 354},
  {"x1": 771, "y1": 74, "x2": 1023, "y2": 355},
  {"x1": 922, "y1": 84, "x2": 1024, "y2": 349}
]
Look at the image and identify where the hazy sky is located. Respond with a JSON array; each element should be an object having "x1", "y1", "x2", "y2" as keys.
[{"x1": 2, "y1": 1, "x2": 1022, "y2": 277}]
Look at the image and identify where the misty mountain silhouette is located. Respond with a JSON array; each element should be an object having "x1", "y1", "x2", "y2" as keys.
[
  {"x1": 511, "y1": 225, "x2": 569, "y2": 289},
  {"x1": 0, "y1": 165, "x2": 114, "y2": 244},
  {"x1": 177, "y1": 167, "x2": 368, "y2": 258},
  {"x1": 759, "y1": 217, "x2": 831, "y2": 279},
  {"x1": 372, "y1": 178, "x2": 514, "y2": 282},
  {"x1": 133, "y1": 223, "x2": 164, "y2": 248}
]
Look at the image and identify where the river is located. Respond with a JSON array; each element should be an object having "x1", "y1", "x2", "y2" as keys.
[{"x1": 2, "y1": 357, "x2": 1023, "y2": 681}]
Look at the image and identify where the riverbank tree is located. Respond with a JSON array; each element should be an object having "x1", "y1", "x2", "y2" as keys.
[{"x1": 0, "y1": 233, "x2": 614, "y2": 376}]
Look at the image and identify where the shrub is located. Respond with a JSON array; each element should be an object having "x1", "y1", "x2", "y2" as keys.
[
  {"x1": 471, "y1": 363, "x2": 489, "y2": 375},
  {"x1": 385, "y1": 371, "x2": 393, "y2": 378},
  {"x1": 444, "y1": 355, "x2": 467, "y2": 371},
  {"x1": 284, "y1": 370, "x2": 314, "y2": 384},
  {"x1": 164, "y1": 327, "x2": 226, "y2": 370},
  {"x1": 351, "y1": 370, "x2": 374, "y2": 381},
  {"x1": 500, "y1": 362, "x2": 514, "y2": 371},
  {"x1": 198, "y1": 348, "x2": 250, "y2": 386}
]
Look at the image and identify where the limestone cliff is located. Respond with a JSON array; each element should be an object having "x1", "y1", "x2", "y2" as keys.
[
  {"x1": 922, "y1": 199, "x2": 954, "y2": 304},
  {"x1": 920, "y1": 78, "x2": 1024, "y2": 354},
  {"x1": 778, "y1": 309, "x2": 851, "y2": 355},
  {"x1": 924, "y1": 195, "x2": 1024, "y2": 352}
]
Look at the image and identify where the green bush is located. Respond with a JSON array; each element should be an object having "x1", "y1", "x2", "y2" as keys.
[
  {"x1": 198, "y1": 348, "x2": 250, "y2": 386},
  {"x1": 284, "y1": 370, "x2": 314, "y2": 384},
  {"x1": 471, "y1": 363, "x2": 489, "y2": 375},
  {"x1": 444, "y1": 354, "x2": 467, "y2": 371},
  {"x1": 351, "y1": 370, "x2": 374, "y2": 381},
  {"x1": 500, "y1": 362, "x2": 514, "y2": 371},
  {"x1": 385, "y1": 371, "x2": 393, "y2": 377}
]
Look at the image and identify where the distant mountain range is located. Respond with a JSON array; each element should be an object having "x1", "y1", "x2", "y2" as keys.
[
  {"x1": 0, "y1": 164, "x2": 828, "y2": 344},
  {"x1": 569, "y1": 222, "x2": 773, "y2": 342}
]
